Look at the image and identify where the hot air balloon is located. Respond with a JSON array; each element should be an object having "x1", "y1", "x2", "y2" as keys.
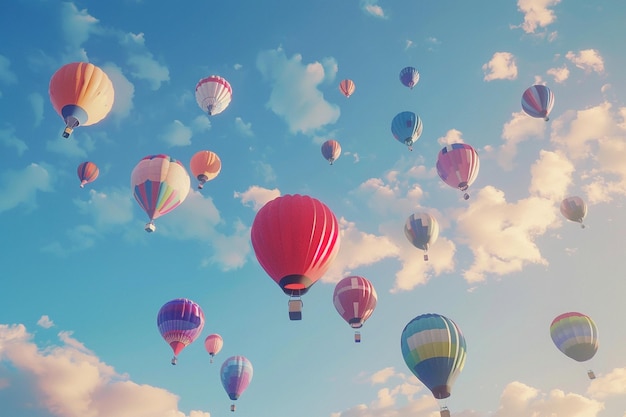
[
  {"x1": 521, "y1": 84, "x2": 554, "y2": 121},
  {"x1": 205, "y1": 334, "x2": 224, "y2": 363},
  {"x1": 550, "y1": 312, "x2": 598, "y2": 379},
  {"x1": 404, "y1": 212, "x2": 439, "y2": 261},
  {"x1": 436, "y1": 143, "x2": 480, "y2": 200},
  {"x1": 560, "y1": 196, "x2": 587, "y2": 228},
  {"x1": 321, "y1": 140, "x2": 342, "y2": 165},
  {"x1": 190, "y1": 150, "x2": 222, "y2": 189},
  {"x1": 333, "y1": 275, "x2": 377, "y2": 343},
  {"x1": 49, "y1": 62, "x2": 115, "y2": 138},
  {"x1": 157, "y1": 298, "x2": 205, "y2": 365},
  {"x1": 131, "y1": 154, "x2": 191, "y2": 232},
  {"x1": 401, "y1": 313, "x2": 466, "y2": 417},
  {"x1": 339, "y1": 79, "x2": 355, "y2": 98},
  {"x1": 391, "y1": 111, "x2": 423, "y2": 151},
  {"x1": 196, "y1": 75, "x2": 232, "y2": 116},
  {"x1": 399, "y1": 66, "x2": 420, "y2": 89},
  {"x1": 250, "y1": 194, "x2": 340, "y2": 320},
  {"x1": 77, "y1": 161, "x2": 99, "y2": 188},
  {"x1": 221, "y1": 355, "x2": 253, "y2": 412}
]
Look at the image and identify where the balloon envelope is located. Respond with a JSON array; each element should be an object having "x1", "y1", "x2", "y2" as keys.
[
  {"x1": 131, "y1": 154, "x2": 190, "y2": 231},
  {"x1": 77, "y1": 161, "x2": 99, "y2": 188},
  {"x1": 321, "y1": 140, "x2": 342, "y2": 164},
  {"x1": 250, "y1": 194, "x2": 340, "y2": 297},
  {"x1": 391, "y1": 111, "x2": 423, "y2": 150},
  {"x1": 157, "y1": 298, "x2": 205, "y2": 363},
  {"x1": 221, "y1": 355, "x2": 253, "y2": 402},
  {"x1": 521, "y1": 84, "x2": 554, "y2": 121},
  {"x1": 404, "y1": 213, "x2": 439, "y2": 260},
  {"x1": 401, "y1": 313, "x2": 467, "y2": 400},
  {"x1": 550, "y1": 312, "x2": 598, "y2": 362},
  {"x1": 205, "y1": 334, "x2": 224, "y2": 359},
  {"x1": 339, "y1": 79, "x2": 355, "y2": 98},
  {"x1": 399, "y1": 66, "x2": 420, "y2": 89},
  {"x1": 333, "y1": 275, "x2": 378, "y2": 329},
  {"x1": 436, "y1": 143, "x2": 480, "y2": 199},
  {"x1": 195, "y1": 75, "x2": 232, "y2": 116},
  {"x1": 560, "y1": 196, "x2": 587, "y2": 226},
  {"x1": 190, "y1": 150, "x2": 222, "y2": 189},
  {"x1": 49, "y1": 62, "x2": 115, "y2": 138}
]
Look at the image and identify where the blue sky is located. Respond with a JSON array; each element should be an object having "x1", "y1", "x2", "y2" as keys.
[{"x1": 1, "y1": 1, "x2": 626, "y2": 416}]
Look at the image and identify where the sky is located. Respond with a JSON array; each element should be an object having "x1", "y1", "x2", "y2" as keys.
[{"x1": 1, "y1": 0, "x2": 626, "y2": 416}]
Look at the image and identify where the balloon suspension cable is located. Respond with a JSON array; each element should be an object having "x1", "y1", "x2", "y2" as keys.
[{"x1": 171, "y1": 356, "x2": 177, "y2": 366}]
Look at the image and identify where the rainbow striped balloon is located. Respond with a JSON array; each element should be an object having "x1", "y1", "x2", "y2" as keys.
[{"x1": 550, "y1": 312, "x2": 598, "y2": 362}]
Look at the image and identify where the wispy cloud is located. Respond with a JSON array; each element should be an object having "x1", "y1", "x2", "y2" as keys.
[
  {"x1": 36, "y1": 316, "x2": 54, "y2": 329},
  {"x1": 0, "y1": 163, "x2": 53, "y2": 214},
  {"x1": 360, "y1": 0, "x2": 387, "y2": 18},
  {"x1": 566, "y1": 49, "x2": 605, "y2": 74},
  {"x1": 483, "y1": 52, "x2": 518, "y2": 81},
  {"x1": 0, "y1": 126, "x2": 28, "y2": 155},
  {"x1": 234, "y1": 117, "x2": 254, "y2": 137}
]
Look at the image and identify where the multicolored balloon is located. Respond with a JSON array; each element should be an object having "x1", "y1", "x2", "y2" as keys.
[
  {"x1": 436, "y1": 143, "x2": 480, "y2": 200},
  {"x1": 49, "y1": 62, "x2": 115, "y2": 138},
  {"x1": 157, "y1": 298, "x2": 205, "y2": 365},
  {"x1": 321, "y1": 139, "x2": 342, "y2": 165},
  {"x1": 560, "y1": 196, "x2": 587, "y2": 228},
  {"x1": 399, "y1": 66, "x2": 420, "y2": 89},
  {"x1": 339, "y1": 79, "x2": 355, "y2": 98},
  {"x1": 550, "y1": 312, "x2": 598, "y2": 379},
  {"x1": 190, "y1": 150, "x2": 222, "y2": 189},
  {"x1": 131, "y1": 154, "x2": 191, "y2": 232},
  {"x1": 77, "y1": 161, "x2": 99, "y2": 188},
  {"x1": 404, "y1": 212, "x2": 439, "y2": 261},
  {"x1": 401, "y1": 313, "x2": 466, "y2": 416},
  {"x1": 391, "y1": 111, "x2": 423, "y2": 151},
  {"x1": 221, "y1": 355, "x2": 253, "y2": 412},
  {"x1": 196, "y1": 75, "x2": 232, "y2": 116},
  {"x1": 333, "y1": 276, "x2": 378, "y2": 342},
  {"x1": 250, "y1": 194, "x2": 340, "y2": 320},
  {"x1": 521, "y1": 84, "x2": 554, "y2": 121},
  {"x1": 205, "y1": 334, "x2": 224, "y2": 363}
]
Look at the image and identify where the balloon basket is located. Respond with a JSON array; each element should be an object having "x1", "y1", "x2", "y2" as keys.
[
  {"x1": 145, "y1": 222, "x2": 156, "y2": 233},
  {"x1": 354, "y1": 331, "x2": 361, "y2": 343},
  {"x1": 288, "y1": 299, "x2": 303, "y2": 321},
  {"x1": 440, "y1": 407, "x2": 451, "y2": 417},
  {"x1": 230, "y1": 404, "x2": 236, "y2": 412},
  {"x1": 588, "y1": 370, "x2": 596, "y2": 379},
  {"x1": 171, "y1": 356, "x2": 177, "y2": 366}
]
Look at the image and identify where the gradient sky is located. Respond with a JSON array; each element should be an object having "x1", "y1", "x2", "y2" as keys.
[{"x1": 1, "y1": 1, "x2": 626, "y2": 417}]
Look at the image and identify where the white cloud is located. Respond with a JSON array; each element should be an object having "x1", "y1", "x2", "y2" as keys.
[
  {"x1": 161, "y1": 120, "x2": 193, "y2": 147},
  {"x1": 256, "y1": 47, "x2": 340, "y2": 135},
  {"x1": 60, "y1": 3, "x2": 100, "y2": 61},
  {"x1": 483, "y1": 52, "x2": 518, "y2": 81},
  {"x1": 41, "y1": 224, "x2": 99, "y2": 257},
  {"x1": 102, "y1": 63, "x2": 135, "y2": 121},
  {"x1": 45, "y1": 134, "x2": 94, "y2": 158},
  {"x1": 0, "y1": 126, "x2": 28, "y2": 155},
  {"x1": 547, "y1": 65, "x2": 570, "y2": 83},
  {"x1": 566, "y1": 49, "x2": 605, "y2": 74},
  {"x1": 126, "y1": 54, "x2": 170, "y2": 90},
  {"x1": 497, "y1": 111, "x2": 546, "y2": 169},
  {"x1": 0, "y1": 323, "x2": 210, "y2": 417},
  {"x1": 74, "y1": 188, "x2": 135, "y2": 228},
  {"x1": 588, "y1": 367, "x2": 626, "y2": 399},
  {"x1": 437, "y1": 129, "x2": 464, "y2": 146},
  {"x1": 0, "y1": 163, "x2": 53, "y2": 214},
  {"x1": 234, "y1": 185, "x2": 280, "y2": 211},
  {"x1": 36, "y1": 316, "x2": 54, "y2": 329},
  {"x1": 528, "y1": 150, "x2": 574, "y2": 200},
  {"x1": 234, "y1": 117, "x2": 254, "y2": 137},
  {"x1": 514, "y1": 0, "x2": 561, "y2": 34}
]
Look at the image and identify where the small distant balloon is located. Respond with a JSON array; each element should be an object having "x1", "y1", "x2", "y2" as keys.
[
  {"x1": 436, "y1": 143, "x2": 480, "y2": 200},
  {"x1": 77, "y1": 161, "x2": 99, "y2": 188},
  {"x1": 391, "y1": 111, "x2": 423, "y2": 151},
  {"x1": 404, "y1": 212, "x2": 439, "y2": 261},
  {"x1": 339, "y1": 79, "x2": 355, "y2": 98},
  {"x1": 157, "y1": 298, "x2": 205, "y2": 365},
  {"x1": 196, "y1": 75, "x2": 232, "y2": 116},
  {"x1": 205, "y1": 334, "x2": 224, "y2": 363},
  {"x1": 221, "y1": 355, "x2": 253, "y2": 412},
  {"x1": 399, "y1": 66, "x2": 420, "y2": 89},
  {"x1": 321, "y1": 140, "x2": 342, "y2": 165},
  {"x1": 49, "y1": 62, "x2": 115, "y2": 138},
  {"x1": 333, "y1": 275, "x2": 378, "y2": 343},
  {"x1": 190, "y1": 150, "x2": 222, "y2": 189},
  {"x1": 521, "y1": 84, "x2": 554, "y2": 121},
  {"x1": 560, "y1": 196, "x2": 587, "y2": 228}
]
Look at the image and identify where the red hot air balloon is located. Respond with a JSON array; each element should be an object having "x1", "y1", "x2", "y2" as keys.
[
  {"x1": 157, "y1": 298, "x2": 205, "y2": 365},
  {"x1": 205, "y1": 334, "x2": 224, "y2": 363},
  {"x1": 49, "y1": 62, "x2": 115, "y2": 138},
  {"x1": 251, "y1": 194, "x2": 340, "y2": 320},
  {"x1": 333, "y1": 276, "x2": 378, "y2": 342},
  {"x1": 77, "y1": 161, "x2": 99, "y2": 188}
]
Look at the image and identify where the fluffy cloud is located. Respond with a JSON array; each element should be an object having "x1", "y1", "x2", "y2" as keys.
[
  {"x1": 0, "y1": 163, "x2": 53, "y2": 214},
  {"x1": 547, "y1": 65, "x2": 570, "y2": 83},
  {"x1": 256, "y1": 47, "x2": 340, "y2": 135},
  {"x1": 496, "y1": 111, "x2": 546, "y2": 169},
  {"x1": 74, "y1": 188, "x2": 135, "y2": 228},
  {"x1": 528, "y1": 150, "x2": 574, "y2": 200},
  {"x1": 234, "y1": 185, "x2": 280, "y2": 211},
  {"x1": 0, "y1": 323, "x2": 210, "y2": 417},
  {"x1": 483, "y1": 52, "x2": 518, "y2": 81},
  {"x1": 437, "y1": 129, "x2": 464, "y2": 146},
  {"x1": 566, "y1": 49, "x2": 605, "y2": 74},
  {"x1": 514, "y1": 0, "x2": 561, "y2": 34},
  {"x1": 36, "y1": 316, "x2": 54, "y2": 329},
  {"x1": 103, "y1": 63, "x2": 135, "y2": 121},
  {"x1": 588, "y1": 367, "x2": 626, "y2": 400}
]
